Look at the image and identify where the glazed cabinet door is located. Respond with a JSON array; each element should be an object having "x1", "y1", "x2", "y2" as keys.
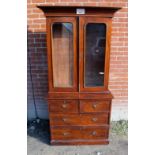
[
  {"x1": 47, "y1": 17, "x2": 78, "y2": 92},
  {"x1": 79, "y1": 17, "x2": 112, "y2": 92}
]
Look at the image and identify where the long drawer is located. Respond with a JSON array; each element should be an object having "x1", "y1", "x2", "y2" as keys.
[
  {"x1": 51, "y1": 127, "x2": 109, "y2": 140},
  {"x1": 50, "y1": 114, "x2": 109, "y2": 126},
  {"x1": 49, "y1": 100, "x2": 78, "y2": 113},
  {"x1": 80, "y1": 100, "x2": 110, "y2": 113}
]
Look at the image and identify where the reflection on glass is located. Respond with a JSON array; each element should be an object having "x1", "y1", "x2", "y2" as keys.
[
  {"x1": 52, "y1": 23, "x2": 73, "y2": 87},
  {"x1": 84, "y1": 23, "x2": 106, "y2": 87}
]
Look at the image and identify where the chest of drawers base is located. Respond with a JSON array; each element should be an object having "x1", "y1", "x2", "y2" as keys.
[
  {"x1": 51, "y1": 139, "x2": 109, "y2": 145},
  {"x1": 48, "y1": 93, "x2": 112, "y2": 145}
]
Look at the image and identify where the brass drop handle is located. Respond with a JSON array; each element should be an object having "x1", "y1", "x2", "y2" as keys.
[
  {"x1": 92, "y1": 131, "x2": 97, "y2": 136},
  {"x1": 62, "y1": 118, "x2": 67, "y2": 122},
  {"x1": 62, "y1": 103, "x2": 67, "y2": 108},
  {"x1": 92, "y1": 117, "x2": 98, "y2": 122},
  {"x1": 92, "y1": 103, "x2": 97, "y2": 109},
  {"x1": 63, "y1": 132, "x2": 69, "y2": 136}
]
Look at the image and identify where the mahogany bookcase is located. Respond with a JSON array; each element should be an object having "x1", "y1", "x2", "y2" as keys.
[{"x1": 38, "y1": 5, "x2": 120, "y2": 145}]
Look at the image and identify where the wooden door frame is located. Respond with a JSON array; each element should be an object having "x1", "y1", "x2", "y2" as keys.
[
  {"x1": 79, "y1": 17, "x2": 112, "y2": 92},
  {"x1": 38, "y1": 6, "x2": 121, "y2": 94},
  {"x1": 46, "y1": 17, "x2": 78, "y2": 92}
]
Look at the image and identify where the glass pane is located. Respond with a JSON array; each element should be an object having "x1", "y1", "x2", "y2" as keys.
[
  {"x1": 84, "y1": 23, "x2": 106, "y2": 87},
  {"x1": 52, "y1": 23, "x2": 73, "y2": 87}
]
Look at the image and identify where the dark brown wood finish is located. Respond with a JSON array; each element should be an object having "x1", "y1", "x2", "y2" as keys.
[
  {"x1": 37, "y1": 5, "x2": 121, "y2": 18},
  {"x1": 49, "y1": 100, "x2": 78, "y2": 113},
  {"x1": 79, "y1": 17, "x2": 112, "y2": 92},
  {"x1": 38, "y1": 6, "x2": 121, "y2": 145},
  {"x1": 80, "y1": 100, "x2": 110, "y2": 113},
  {"x1": 48, "y1": 92, "x2": 113, "y2": 99},
  {"x1": 51, "y1": 126, "x2": 109, "y2": 140},
  {"x1": 50, "y1": 113, "x2": 109, "y2": 126},
  {"x1": 47, "y1": 17, "x2": 78, "y2": 92}
]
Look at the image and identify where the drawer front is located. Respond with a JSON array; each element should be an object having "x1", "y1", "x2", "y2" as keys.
[
  {"x1": 51, "y1": 127, "x2": 108, "y2": 140},
  {"x1": 51, "y1": 114, "x2": 80, "y2": 126},
  {"x1": 81, "y1": 127, "x2": 109, "y2": 139},
  {"x1": 50, "y1": 114, "x2": 109, "y2": 126},
  {"x1": 80, "y1": 100, "x2": 110, "y2": 113},
  {"x1": 49, "y1": 100, "x2": 78, "y2": 113},
  {"x1": 80, "y1": 114, "x2": 109, "y2": 125},
  {"x1": 52, "y1": 128, "x2": 81, "y2": 140}
]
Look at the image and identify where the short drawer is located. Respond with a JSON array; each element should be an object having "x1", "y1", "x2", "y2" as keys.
[
  {"x1": 49, "y1": 100, "x2": 78, "y2": 113},
  {"x1": 81, "y1": 127, "x2": 109, "y2": 139},
  {"x1": 80, "y1": 100, "x2": 110, "y2": 113},
  {"x1": 51, "y1": 127, "x2": 108, "y2": 140},
  {"x1": 50, "y1": 113, "x2": 109, "y2": 126}
]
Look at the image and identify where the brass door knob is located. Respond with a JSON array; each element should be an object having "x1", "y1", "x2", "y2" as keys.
[{"x1": 99, "y1": 72, "x2": 104, "y2": 75}]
